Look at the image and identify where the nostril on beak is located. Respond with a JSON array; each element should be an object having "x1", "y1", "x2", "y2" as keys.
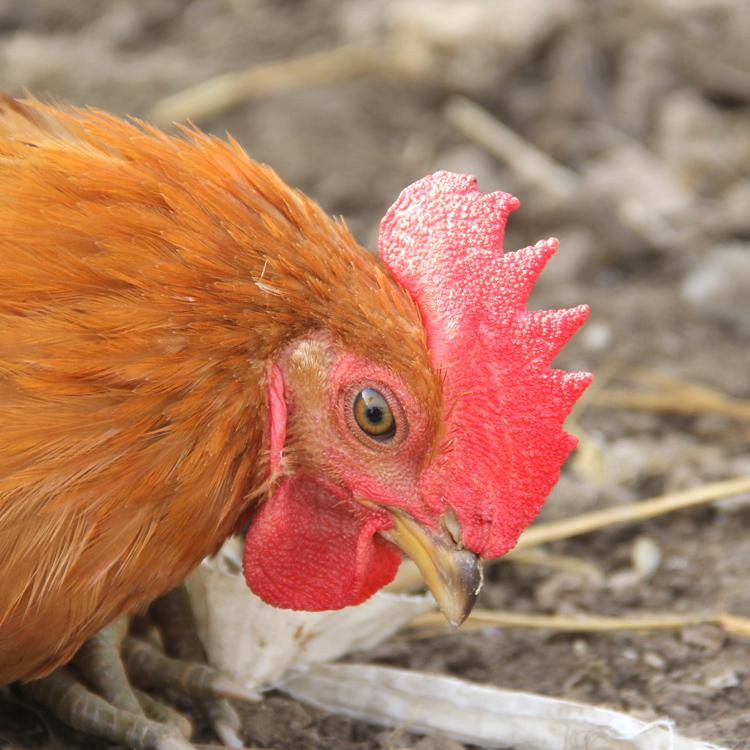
[{"x1": 440, "y1": 506, "x2": 463, "y2": 549}]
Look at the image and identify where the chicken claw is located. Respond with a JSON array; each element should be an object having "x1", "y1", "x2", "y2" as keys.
[
  {"x1": 145, "y1": 586, "x2": 261, "y2": 745},
  {"x1": 22, "y1": 588, "x2": 259, "y2": 750},
  {"x1": 23, "y1": 663, "x2": 193, "y2": 750}
]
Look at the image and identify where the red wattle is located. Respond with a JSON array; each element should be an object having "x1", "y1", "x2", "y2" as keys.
[{"x1": 243, "y1": 475, "x2": 401, "y2": 611}]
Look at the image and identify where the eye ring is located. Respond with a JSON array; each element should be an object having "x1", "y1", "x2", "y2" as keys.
[{"x1": 353, "y1": 388, "x2": 396, "y2": 442}]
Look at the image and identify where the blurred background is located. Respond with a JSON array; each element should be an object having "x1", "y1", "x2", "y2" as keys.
[{"x1": 3, "y1": 1, "x2": 750, "y2": 748}]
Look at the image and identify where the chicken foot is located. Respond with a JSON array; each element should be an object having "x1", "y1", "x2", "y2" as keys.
[
  {"x1": 132, "y1": 587, "x2": 259, "y2": 747},
  {"x1": 23, "y1": 624, "x2": 193, "y2": 750},
  {"x1": 22, "y1": 588, "x2": 260, "y2": 750}
]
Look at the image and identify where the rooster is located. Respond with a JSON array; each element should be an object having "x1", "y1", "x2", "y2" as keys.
[{"x1": 0, "y1": 96, "x2": 591, "y2": 747}]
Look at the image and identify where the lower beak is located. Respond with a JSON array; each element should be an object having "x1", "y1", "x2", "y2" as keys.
[{"x1": 379, "y1": 508, "x2": 482, "y2": 629}]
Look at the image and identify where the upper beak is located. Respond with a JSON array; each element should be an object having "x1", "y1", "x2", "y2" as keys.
[{"x1": 379, "y1": 508, "x2": 482, "y2": 629}]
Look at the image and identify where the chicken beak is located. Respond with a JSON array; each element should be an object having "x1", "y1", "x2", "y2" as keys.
[{"x1": 380, "y1": 508, "x2": 482, "y2": 629}]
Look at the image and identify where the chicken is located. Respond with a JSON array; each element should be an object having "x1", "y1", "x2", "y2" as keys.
[{"x1": 0, "y1": 96, "x2": 591, "y2": 744}]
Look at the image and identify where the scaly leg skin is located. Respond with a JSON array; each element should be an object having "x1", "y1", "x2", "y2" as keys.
[
  {"x1": 22, "y1": 588, "x2": 261, "y2": 750},
  {"x1": 23, "y1": 639, "x2": 192, "y2": 750},
  {"x1": 132, "y1": 587, "x2": 257, "y2": 747}
]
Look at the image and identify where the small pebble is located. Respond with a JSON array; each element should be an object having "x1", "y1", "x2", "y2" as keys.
[
  {"x1": 632, "y1": 536, "x2": 662, "y2": 579},
  {"x1": 643, "y1": 652, "x2": 667, "y2": 670},
  {"x1": 572, "y1": 638, "x2": 589, "y2": 657},
  {"x1": 580, "y1": 320, "x2": 612, "y2": 352},
  {"x1": 705, "y1": 666, "x2": 740, "y2": 691}
]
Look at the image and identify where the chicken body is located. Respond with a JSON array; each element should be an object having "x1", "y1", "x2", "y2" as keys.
[
  {"x1": 0, "y1": 97, "x2": 590, "y2": 694},
  {"x1": 0, "y1": 98, "x2": 434, "y2": 684}
]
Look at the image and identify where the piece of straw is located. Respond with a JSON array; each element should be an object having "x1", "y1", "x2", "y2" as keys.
[{"x1": 150, "y1": 42, "x2": 383, "y2": 126}]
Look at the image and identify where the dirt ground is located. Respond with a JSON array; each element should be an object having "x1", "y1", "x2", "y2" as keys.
[{"x1": 3, "y1": 0, "x2": 750, "y2": 748}]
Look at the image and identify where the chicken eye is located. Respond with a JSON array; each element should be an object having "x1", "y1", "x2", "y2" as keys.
[{"x1": 353, "y1": 388, "x2": 396, "y2": 441}]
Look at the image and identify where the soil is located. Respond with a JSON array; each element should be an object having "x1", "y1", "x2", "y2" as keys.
[{"x1": 3, "y1": 1, "x2": 750, "y2": 748}]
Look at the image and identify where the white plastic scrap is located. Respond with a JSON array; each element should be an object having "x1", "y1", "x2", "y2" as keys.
[
  {"x1": 190, "y1": 541, "x2": 728, "y2": 750},
  {"x1": 277, "y1": 663, "x2": 727, "y2": 750},
  {"x1": 187, "y1": 542, "x2": 434, "y2": 689}
]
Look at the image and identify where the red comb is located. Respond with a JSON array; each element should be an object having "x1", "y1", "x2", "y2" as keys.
[{"x1": 379, "y1": 172, "x2": 592, "y2": 559}]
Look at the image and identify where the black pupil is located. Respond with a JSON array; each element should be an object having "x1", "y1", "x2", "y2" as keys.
[{"x1": 365, "y1": 403, "x2": 384, "y2": 425}]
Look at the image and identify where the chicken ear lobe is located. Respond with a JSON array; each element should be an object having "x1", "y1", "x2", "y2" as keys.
[
  {"x1": 267, "y1": 364, "x2": 287, "y2": 483},
  {"x1": 243, "y1": 475, "x2": 401, "y2": 611}
]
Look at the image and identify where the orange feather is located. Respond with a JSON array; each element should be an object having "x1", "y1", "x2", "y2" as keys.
[{"x1": 0, "y1": 96, "x2": 432, "y2": 684}]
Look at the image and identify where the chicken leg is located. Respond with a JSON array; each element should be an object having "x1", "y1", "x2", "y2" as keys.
[{"x1": 22, "y1": 588, "x2": 259, "y2": 750}]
